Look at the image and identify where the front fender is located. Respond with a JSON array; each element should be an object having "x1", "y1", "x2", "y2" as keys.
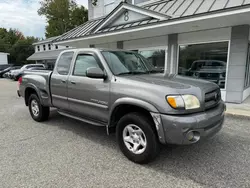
[{"x1": 108, "y1": 97, "x2": 166, "y2": 144}]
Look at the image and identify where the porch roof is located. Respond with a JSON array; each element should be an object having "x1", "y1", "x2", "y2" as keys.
[
  {"x1": 27, "y1": 49, "x2": 66, "y2": 61},
  {"x1": 54, "y1": 0, "x2": 250, "y2": 44}
]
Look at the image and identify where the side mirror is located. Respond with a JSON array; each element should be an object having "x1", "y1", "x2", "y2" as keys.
[{"x1": 86, "y1": 67, "x2": 106, "y2": 79}]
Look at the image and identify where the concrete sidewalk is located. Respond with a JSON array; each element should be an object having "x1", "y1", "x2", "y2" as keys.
[{"x1": 226, "y1": 96, "x2": 250, "y2": 117}]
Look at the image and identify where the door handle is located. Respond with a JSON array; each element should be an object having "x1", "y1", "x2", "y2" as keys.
[
  {"x1": 61, "y1": 79, "x2": 66, "y2": 83},
  {"x1": 70, "y1": 81, "x2": 76, "y2": 84}
]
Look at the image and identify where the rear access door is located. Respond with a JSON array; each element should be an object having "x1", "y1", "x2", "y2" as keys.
[{"x1": 50, "y1": 51, "x2": 74, "y2": 110}]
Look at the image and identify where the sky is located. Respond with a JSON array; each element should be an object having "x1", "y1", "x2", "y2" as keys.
[{"x1": 0, "y1": 0, "x2": 88, "y2": 38}]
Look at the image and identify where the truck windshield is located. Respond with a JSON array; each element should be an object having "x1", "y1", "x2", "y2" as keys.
[{"x1": 102, "y1": 51, "x2": 162, "y2": 75}]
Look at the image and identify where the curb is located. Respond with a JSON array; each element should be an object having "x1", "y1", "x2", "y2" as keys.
[{"x1": 225, "y1": 111, "x2": 250, "y2": 119}]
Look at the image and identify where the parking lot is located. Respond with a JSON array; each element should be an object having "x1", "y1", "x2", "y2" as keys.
[{"x1": 0, "y1": 79, "x2": 250, "y2": 188}]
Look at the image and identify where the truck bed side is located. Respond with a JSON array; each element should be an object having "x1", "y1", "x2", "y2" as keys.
[{"x1": 20, "y1": 70, "x2": 53, "y2": 107}]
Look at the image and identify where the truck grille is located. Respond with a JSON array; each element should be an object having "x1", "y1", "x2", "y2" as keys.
[
  {"x1": 205, "y1": 89, "x2": 221, "y2": 110},
  {"x1": 199, "y1": 73, "x2": 219, "y2": 79}
]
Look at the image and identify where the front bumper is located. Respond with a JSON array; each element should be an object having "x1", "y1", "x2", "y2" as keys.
[{"x1": 155, "y1": 101, "x2": 225, "y2": 145}]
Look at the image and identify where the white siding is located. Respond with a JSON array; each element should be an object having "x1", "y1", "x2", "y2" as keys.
[
  {"x1": 0, "y1": 53, "x2": 8, "y2": 65},
  {"x1": 95, "y1": 42, "x2": 117, "y2": 49},
  {"x1": 123, "y1": 35, "x2": 168, "y2": 49},
  {"x1": 178, "y1": 27, "x2": 231, "y2": 44},
  {"x1": 90, "y1": 0, "x2": 123, "y2": 19}
]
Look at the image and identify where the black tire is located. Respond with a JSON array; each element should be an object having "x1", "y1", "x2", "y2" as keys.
[
  {"x1": 116, "y1": 112, "x2": 160, "y2": 164},
  {"x1": 28, "y1": 94, "x2": 50, "y2": 122}
]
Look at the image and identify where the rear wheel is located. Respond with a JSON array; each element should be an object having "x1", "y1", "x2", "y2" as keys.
[
  {"x1": 116, "y1": 112, "x2": 160, "y2": 164},
  {"x1": 28, "y1": 94, "x2": 50, "y2": 122}
]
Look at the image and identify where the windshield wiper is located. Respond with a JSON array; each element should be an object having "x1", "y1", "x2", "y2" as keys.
[
  {"x1": 147, "y1": 70, "x2": 164, "y2": 74},
  {"x1": 117, "y1": 72, "x2": 133, "y2": 75},
  {"x1": 117, "y1": 71, "x2": 147, "y2": 75}
]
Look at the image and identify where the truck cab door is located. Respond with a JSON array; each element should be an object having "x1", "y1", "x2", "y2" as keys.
[
  {"x1": 67, "y1": 52, "x2": 110, "y2": 124},
  {"x1": 50, "y1": 51, "x2": 74, "y2": 110}
]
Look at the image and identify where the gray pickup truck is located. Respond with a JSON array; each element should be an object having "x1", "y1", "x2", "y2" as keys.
[{"x1": 18, "y1": 48, "x2": 226, "y2": 164}]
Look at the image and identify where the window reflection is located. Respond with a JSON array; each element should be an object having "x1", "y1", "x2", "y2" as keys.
[
  {"x1": 139, "y1": 49, "x2": 165, "y2": 71},
  {"x1": 178, "y1": 42, "x2": 228, "y2": 89}
]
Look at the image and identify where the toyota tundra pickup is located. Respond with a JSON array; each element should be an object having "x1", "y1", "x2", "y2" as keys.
[{"x1": 18, "y1": 48, "x2": 226, "y2": 164}]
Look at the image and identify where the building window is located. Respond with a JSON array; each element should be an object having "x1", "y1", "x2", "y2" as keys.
[
  {"x1": 37, "y1": 46, "x2": 40, "y2": 52},
  {"x1": 139, "y1": 49, "x2": 165, "y2": 71},
  {"x1": 43, "y1": 44, "x2": 46, "y2": 51},
  {"x1": 48, "y1": 44, "x2": 51, "y2": 50},
  {"x1": 55, "y1": 45, "x2": 58, "y2": 49},
  {"x1": 245, "y1": 44, "x2": 250, "y2": 88},
  {"x1": 104, "y1": 0, "x2": 115, "y2": 14},
  {"x1": 178, "y1": 42, "x2": 228, "y2": 89}
]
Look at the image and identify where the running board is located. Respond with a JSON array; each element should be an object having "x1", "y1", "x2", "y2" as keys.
[{"x1": 57, "y1": 110, "x2": 106, "y2": 127}]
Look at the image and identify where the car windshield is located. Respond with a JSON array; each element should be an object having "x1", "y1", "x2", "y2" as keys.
[{"x1": 102, "y1": 51, "x2": 162, "y2": 75}]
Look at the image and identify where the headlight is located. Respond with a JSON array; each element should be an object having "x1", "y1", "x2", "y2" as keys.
[{"x1": 166, "y1": 95, "x2": 200, "y2": 110}]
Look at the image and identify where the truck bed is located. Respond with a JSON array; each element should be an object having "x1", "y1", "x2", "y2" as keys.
[{"x1": 20, "y1": 70, "x2": 53, "y2": 107}]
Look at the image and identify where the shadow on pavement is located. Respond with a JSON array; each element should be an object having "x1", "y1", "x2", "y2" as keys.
[{"x1": 41, "y1": 110, "x2": 250, "y2": 187}]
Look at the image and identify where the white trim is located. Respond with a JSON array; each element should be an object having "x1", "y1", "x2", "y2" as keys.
[
  {"x1": 225, "y1": 39, "x2": 231, "y2": 91},
  {"x1": 164, "y1": 46, "x2": 168, "y2": 74},
  {"x1": 136, "y1": 0, "x2": 158, "y2": 6},
  {"x1": 93, "y1": 3, "x2": 168, "y2": 33},
  {"x1": 170, "y1": 44, "x2": 174, "y2": 74},
  {"x1": 178, "y1": 39, "x2": 230, "y2": 46},
  {"x1": 104, "y1": 0, "x2": 114, "y2": 6},
  {"x1": 55, "y1": 6, "x2": 250, "y2": 45}
]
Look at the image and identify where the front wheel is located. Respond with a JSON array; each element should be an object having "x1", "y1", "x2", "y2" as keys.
[
  {"x1": 28, "y1": 94, "x2": 50, "y2": 122},
  {"x1": 116, "y1": 112, "x2": 160, "y2": 164}
]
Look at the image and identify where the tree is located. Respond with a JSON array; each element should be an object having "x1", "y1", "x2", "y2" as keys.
[
  {"x1": 38, "y1": 0, "x2": 88, "y2": 38},
  {"x1": 0, "y1": 27, "x2": 38, "y2": 65},
  {"x1": 9, "y1": 36, "x2": 38, "y2": 65},
  {"x1": 70, "y1": 5, "x2": 88, "y2": 28}
]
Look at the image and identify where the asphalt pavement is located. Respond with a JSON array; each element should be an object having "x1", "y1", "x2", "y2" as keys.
[{"x1": 0, "y1": 79, "x2": 250, "y2": 188}]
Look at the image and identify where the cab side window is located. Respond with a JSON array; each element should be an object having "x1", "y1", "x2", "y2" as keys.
[
  {"x1": 57, "y1": 52, "x2": 74, "y2": 75},
  {"x1": 73, "y1": 54, "x2": 101, "y2": 76}
]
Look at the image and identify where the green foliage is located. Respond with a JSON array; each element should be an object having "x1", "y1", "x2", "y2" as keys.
[
  {"x1": 0, "y1": 28, "x2": 38, "y2": 65},
  {"x1": 38, "y1": 0, "x2": 88, "y2": 38}
]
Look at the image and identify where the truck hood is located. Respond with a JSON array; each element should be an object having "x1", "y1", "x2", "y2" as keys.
[{"x1": 118, "y1": 73, "x2": 218, "y2": 93}]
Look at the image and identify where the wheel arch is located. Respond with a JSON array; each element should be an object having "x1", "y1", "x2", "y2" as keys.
[
  {"x1": 24, "y1": 84, "x2": 41, "y2": 106},
  {"x1": 108, "y1": 98, "x2": 166, "y2": 144}
]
